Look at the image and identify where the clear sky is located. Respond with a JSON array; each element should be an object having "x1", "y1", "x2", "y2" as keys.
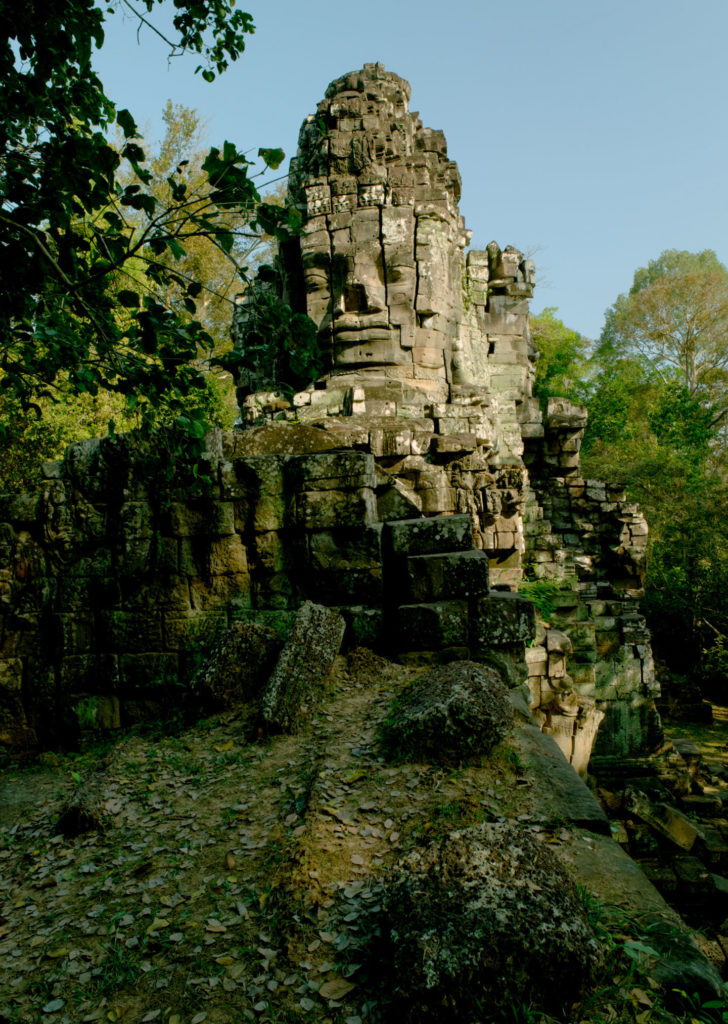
[{"x1": 94, "y1": 0, "x2": 728, "y2": 341}]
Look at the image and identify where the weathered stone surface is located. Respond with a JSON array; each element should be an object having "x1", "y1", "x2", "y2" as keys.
[
  {"x1": 380, "y1": 821, "x2": 603, "y2": 1022},
  {"x1": 194, "y1": 622, "x2": 280, "y2": 709},
  {"x1": 511, "y1": 695, "x2": 611, "y2": 833},
  {"x1": 286, "y1": 451, "x2": 376, "y2": 491},
  {"x1": 625, "y1": 787, "x2": 700, "y2": 851},
  {"x1": 381, "y1": 660, "x2": 511, "y2": 763},
  {"x1": 472, "y1": 591, "x2": 536, "y2": 648},
  {"x1": 397, "y1": 600, "x2": 469, "y2": 651},
  {"x1": 403, "y1": 549, "x2": 489, "y2": 602},
  {"x1": 225, "y1": 422, "x2": 343, "y2": 456},
  {"x1": 552, "y1": 831, "x2": 727, "y2": 1004},
  {"x1": 376, "y1": 478, "x2": 422, "y2": 521},
  {"x1": 383, "y1": 514, "x2": 472, "y2": 558},
  {"x1": 261, "y1": 601, "x2": 345, "y2": 732},
  {"x1": 0, "y1": 60, "x2": 660, "y2": 786}
]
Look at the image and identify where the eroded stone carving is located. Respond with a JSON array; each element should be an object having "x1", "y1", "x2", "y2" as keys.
[{"x1": 234, "y1": 63, "x2": 538, "y2": 574}]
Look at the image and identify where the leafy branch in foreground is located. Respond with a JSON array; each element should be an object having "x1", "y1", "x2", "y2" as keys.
[{"x1": 0, "y1": 1, "x2": 302, "y2": 459}]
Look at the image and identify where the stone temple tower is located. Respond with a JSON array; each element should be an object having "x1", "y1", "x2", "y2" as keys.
[{"x1": 232, "y1": 63, "x2": 661, "y2": 773}]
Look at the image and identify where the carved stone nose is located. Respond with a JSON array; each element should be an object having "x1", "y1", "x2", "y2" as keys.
[{"x1": 334, "y1": 281, "x2": 385, "y2": 318}]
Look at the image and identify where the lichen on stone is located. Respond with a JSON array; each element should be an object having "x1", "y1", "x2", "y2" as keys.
[{"x1": 379, "y1": 821, "x2": 604, "y2": 1021}]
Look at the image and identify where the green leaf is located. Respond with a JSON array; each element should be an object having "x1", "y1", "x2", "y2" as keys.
[
  {"x1": 259, "y1": 147, "x2": 285, "y2": 170},
  {"x1": 116, "y1": 108, "x2": 138, "y2": 138},
  {"x1": 117, "y1": 290, "x2": 140, "y2": 309}
]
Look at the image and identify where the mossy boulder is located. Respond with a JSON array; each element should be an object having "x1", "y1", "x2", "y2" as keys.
[
  {"x1": 380, "y1": 821, "x2": 603, "y2": 1022},
  {"x1": 380, "y1": 660, "x2": 512, "y2": 763}
]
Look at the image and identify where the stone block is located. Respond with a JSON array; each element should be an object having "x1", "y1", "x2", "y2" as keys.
[
  {"x1": 52, "y1": 614, "x2": 95, "y2": 655},
  {"x1": 261, "y1": 601, "x2": 345, "y2": 732},
  {"x1": 163, "y1": 612, "x2": 228, "y2": 652},
  {"x1": 336, "y1": 605, "x2": 384, "y2": 648},
  {"x1": 397, "y1": 601, "x2": 469, "y2": 650},
  {"x1": 472, "y1": 592, "x2": 536, "y2": 650},
  {"x1": 286, "y1": 451, "x2": 376, "y2": 491},
  {"x1": 0, "y1": 492, "x2": 40, "y2": 523},
  {"x1": 308, "y1": 527, "x2": 382, "y2": 572},
  {"x1": 194, "y1": 622, "x2": 280, "y2": 709},
  {"x1": 219, "y1": 458, "x2": 259, "y2": 500},
  {"x1": 64, "y1": 550, "x2": 114, "y2": 578},
  {"x1": 295, "y1": 488, "x2": 376, "y2": 529},
  {"x1": 404, "y1": 550, "x2": 489, "y2": 602},
  {"x1": 165, "y1": 501, "x2": 236, "y2": 537},
  {"x1": 377, "y1": 478, "x2": 423, "y2": 521},
  {"x1": 380, "y1": 661, "x2": 512, "y2": 763},
  {"x1": 547, "y1": 653, "x2": 567, "y2": 678},
  {"x1": 545, "y1": 629, "x2": 573, "y2": 654},
  {"x1": 251, "y1": 493, "x2": 287, "y2": 533},
  {"x1": 625, "y1": 789, "x2": 701, "y2": 851},
  {"x1": 180, "y1": 534, "x2": 248, "y2": 576},
  {"x1": 525, "y1": 645, "x2": 547, "y2": 676},
  {"x1": 189, "y1": 573, "x2": 251, "y2": 612},
  {"x1": 59, "y1": 654, "x2": 120, "y2": 695},
  {"x1": 119, "y1": 653, "x2": 179, "y2": 691},
  {"x1": 0, "y1": 658, "x2": 23, "y2": 692},
  {"x1": 431, "y1": 433, "x2": 477, "y2": 454},
  {"x1": 252, "y1": 530, "x2": 286, "y2": 573},
  {"x1": 370, "y1": 428, "x2": 412, "y2": 457},
  {"x1": 55, "y1": 575, "x2": 122, "y2": 613},
  {"x1": 117, "y1": 575, "x2": 190, "y2": 614},
  {"x1": 383, "y1": 514, "x2": 473, "y2": 557},
  {"x1": 97, "y1": 610, "x2": 163, "y2": 653}
]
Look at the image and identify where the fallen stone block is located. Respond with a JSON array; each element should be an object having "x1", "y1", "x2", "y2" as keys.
[
  {"x1": 261, "y1": 601, "x2": 345, "y2": 732},
  {"x1": 625, "y1": 788, "x2": 700, "y2": 851},
  {"x1": 193, "y1": 622, "x2": 280, "y2": 709}
]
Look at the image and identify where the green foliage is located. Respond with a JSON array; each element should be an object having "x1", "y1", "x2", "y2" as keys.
[
  {"x1": 518, "y1": 577, "x2": 573, "y2": 624},
  {"x1": 582, "y1": 250, "x2": 728, "y2": 689},
  {"x1": 529, "y1": 307, "x2": 589, "y2": 406},
  {"x1": 0, "y1": 1, "x2": 299, "y2": 472},
  {"x1": 596, "y1": 249, "x2": 728, "y2": 399},
  {"x1": 222, "y1": 265, "x2": 323, "y2": 394}
]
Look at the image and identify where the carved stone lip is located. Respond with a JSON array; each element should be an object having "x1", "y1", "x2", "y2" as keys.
[
  {"x1": 333, "y1": 313, "x2": 389, "y2": 332},
  {"x1": 334, "y1": 328, "x2": 393, "y2": 342}
]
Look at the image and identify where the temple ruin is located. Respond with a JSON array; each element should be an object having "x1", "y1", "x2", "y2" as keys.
[{"x1": 0, "y1": 63, "x2": 661, "y2": 774}]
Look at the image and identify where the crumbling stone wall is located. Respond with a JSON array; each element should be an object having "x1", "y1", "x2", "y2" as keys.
[{"x1": 0, "y1": 431, "x2": 535, "y2": 748}]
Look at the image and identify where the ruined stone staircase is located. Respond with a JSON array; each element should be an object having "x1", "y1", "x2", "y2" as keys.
[{"x1": 381, "y1": 514, "x2": 534, "y2": 667}]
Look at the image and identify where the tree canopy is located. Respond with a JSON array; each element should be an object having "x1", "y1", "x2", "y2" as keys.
[
  {"x1": 529, "y1": 307, "x2": 589, "y2": 407},
  {"x1": 596, "y1": 249, "x2": 728, "y2": 405},
  {"x1": 581, "y1": 249, "x2": 728, "y2": 693},
  {"x1": 0, "y1": 0, "x2": 295, "y2": 449}
]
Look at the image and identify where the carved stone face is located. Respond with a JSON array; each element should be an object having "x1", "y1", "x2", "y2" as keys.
[{"x1": 288, "y1": 64, "x2": 467, "y2": 379}]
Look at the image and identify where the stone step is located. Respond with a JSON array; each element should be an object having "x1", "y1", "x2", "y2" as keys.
[
  {"x1": 680, "y1": 793, "x2": 724, "y2": 819},
  {"x1": 396, "y1": 600, "x2": 469, "y2": 650},
  {"x1": 403, "y1": 549, "x2": 489, "y2": 603},
  {"x1": 382, "y1": 514, "x2": 473, "y2": 558}
]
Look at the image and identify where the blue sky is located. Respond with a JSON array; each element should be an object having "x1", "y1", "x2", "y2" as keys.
[{"x1": 95, "y1": 0, "x2": 728, "y2": 341}]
